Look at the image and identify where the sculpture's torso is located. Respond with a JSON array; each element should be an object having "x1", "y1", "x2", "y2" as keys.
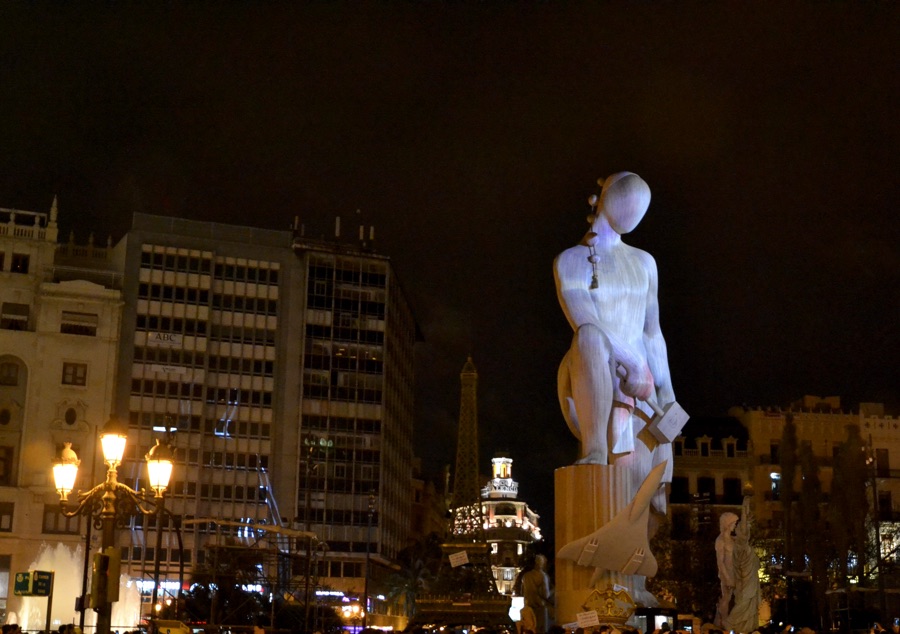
[{"x1": 556, "y1": 242, "x2": 650, "y2": 352}]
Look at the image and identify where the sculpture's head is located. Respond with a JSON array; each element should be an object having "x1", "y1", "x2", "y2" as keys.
[
  {"x1": 534, "y1": 554, "x2": 547, "y2": 570},
  {"x1": 597, "y1": 172, "x2": 651, "y2": 235},
  {"x1": 719, "y1": 511, "x2": 739, "y2": 535}
]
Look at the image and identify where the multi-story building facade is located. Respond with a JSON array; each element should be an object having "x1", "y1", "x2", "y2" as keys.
[
  {"x1": 1, "y1": 206, "x2": 416, "y2": 629},
  {"x1": 113, "y1": 213, "x2": 416, "y2": 624},
  {"x1": 0, "y1": 201, "x2": 123, "y2": 626},
  {"x1": 480, "y1": 455, "x2": 541, "y2": 596},
  {"x1": 668, "y1": 396, "x2": 900, "y2": 626}
]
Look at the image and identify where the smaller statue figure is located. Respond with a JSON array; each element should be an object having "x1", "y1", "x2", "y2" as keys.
[
  {"x1": 728, "y1": 496, "x2": 761, "y2": 634},
  {"x1": 521, "y1": 555, "x2": 552, "y2": 633},
  {"x1": 715, "y1": 511, "x2": 738, "y2": 628}
]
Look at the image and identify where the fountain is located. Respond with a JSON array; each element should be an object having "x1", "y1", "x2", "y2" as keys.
[{"x1": 18, "y1": 542, "x2": 142, "y2": 632}]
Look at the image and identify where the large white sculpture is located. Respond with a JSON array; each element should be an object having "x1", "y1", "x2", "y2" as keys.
[
  {"x1": 554, "y1": 171, "x2": 680, "y2": 504},
  {"x1": 554, "y1": 173, "x2": 688, "y2": 624}
]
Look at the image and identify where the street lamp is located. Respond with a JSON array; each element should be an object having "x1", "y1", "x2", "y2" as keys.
[
  {"x1": 52, "y1": 417, "x2": 174, "y2": 634},
  {"x1": 341, "y1": 602, "x2": 364, "y2": 632}
]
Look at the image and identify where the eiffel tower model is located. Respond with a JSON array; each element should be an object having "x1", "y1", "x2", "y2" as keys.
[{"x1": 416, "y1": 357, "x2": 512, "y2": 627}]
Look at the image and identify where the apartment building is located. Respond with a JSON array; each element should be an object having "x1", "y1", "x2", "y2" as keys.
[{"x1": 0, "y1": 201, "x2": 123, "y2": 625}]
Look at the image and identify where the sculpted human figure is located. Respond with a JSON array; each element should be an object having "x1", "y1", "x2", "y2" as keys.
[
  {"x1": 728, "y1": 498, "x2": 761, "y2": 633},
  {"x1": 555, "y1": 172, "x2": 676, "y2": 503},
  {"x1": 521, "y1": 554, "x2": 552, "y2": 633},
  {"x1": 715, "y1": 511, "x2": 739, "y2": 628}
]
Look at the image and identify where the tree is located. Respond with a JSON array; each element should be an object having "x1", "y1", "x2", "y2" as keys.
[
  {"x1": 385, "y1": 533, "x2": 442, "y2": 616},
  {"x1": 798, "y1": 441, "x2": 829, "y2": 630},
  {"x1": 829, "y1": 425, "x2": 869, "y2": 588},
  {"x1": 648, "y1": 513, "x2": 720, "y2": 620}
]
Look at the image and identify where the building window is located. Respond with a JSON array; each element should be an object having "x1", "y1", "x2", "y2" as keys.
[
  {"x1": 697, "y1": 476, "x2": 716, "y2": 502},
  {"x1": 60, "y1": 312, "x2": 98, "y2": 336},
  {"x1": 1, "y1": 303, "x2": 29, "y2": 330},
  {"x1": 0, "y1": 362, "x2": 18, "y2": 386},
  {"x1": 62, "y1": 362, "x2": 87, "y2": 386},
  {"x1": 10, "y1": 253, "x2": 29, "y2": 274},
  {"x1": 723, "y1": 478, "x2": 743, "y2": 504},
  {"x1": 42, "y1": 504, "x2": 80, "y2": 534},
  {"x1": 670, "y1": 476, "x2": 690, "y2": 503},
  {"x1": 0, "y1": 446, "x2": 13, "y2": 486},
  {"x1": 0, "y1": 502, "x2": 12, "y2": 532},
  {"x1": 0, "y1": 553, "x2": 9, "y2": 614}
]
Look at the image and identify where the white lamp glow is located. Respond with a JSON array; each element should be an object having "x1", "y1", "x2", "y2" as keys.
[
  {"x1": 146, "y1": 439, "x2": 174, "y2": 497},
  {"x1": 100, "y1": 417, "x2": 128, "y2": 468},
  {"x1": 53, "y1": 442, "x2": 80, "y2": 502}
]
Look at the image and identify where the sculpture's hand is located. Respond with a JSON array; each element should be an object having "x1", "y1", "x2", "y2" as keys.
[{"x1": 617, "y1": 360, "x2": 655, "y2": 401}]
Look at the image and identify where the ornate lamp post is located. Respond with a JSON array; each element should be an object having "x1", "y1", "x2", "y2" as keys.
[{"x1": 52, "y1": 417, "x2": 174, "y2": 634}]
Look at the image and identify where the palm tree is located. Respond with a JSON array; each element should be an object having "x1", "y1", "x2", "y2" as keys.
[{"x1": 385, "y1": 533, "x2": 442, "y2": 616}]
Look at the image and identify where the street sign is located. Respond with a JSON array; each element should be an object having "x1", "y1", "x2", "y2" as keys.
[
  {"x1": 12, "y1": 571, "x2": 53, "y2": 596},
  {"x1": 32, "y1": 571, "x2": 53, "y2": 597},
  {"x1": 13, "y1": 572, "x2": 31, "y2": 596}
]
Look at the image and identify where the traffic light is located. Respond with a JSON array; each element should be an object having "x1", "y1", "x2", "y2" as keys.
[
  {"x1": 90, "y1": 552, "x2": 109, "y2": 609},
  {"x1": 105, "y1": 547, "x2": 121, "y2": 602},
  {"x1": 90, "y1": 547, "x2": 122, "y2": 609}
]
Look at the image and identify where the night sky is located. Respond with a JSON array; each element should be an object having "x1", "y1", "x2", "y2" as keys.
[{"x1": 2, "y1": 3, "x2": 898, "y2": 538}]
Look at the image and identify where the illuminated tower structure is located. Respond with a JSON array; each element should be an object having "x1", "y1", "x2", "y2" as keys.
[
  {"x1": 481, "y1": 454, "x2": 542, "y2": 595},
  {"x1": 425, "y1": 358, "x2": 506, "y2": 605},
  {"x1": 449, "y1": 356, "x2": 484, "y2": 538}
]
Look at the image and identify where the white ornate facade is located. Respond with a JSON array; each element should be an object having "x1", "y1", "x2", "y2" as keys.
[
  {"x1": 480, "y1": 455, "x2": 541, "y2": 595},
  {"x1": 0, "y1": 201, "x2": 123, "y2": 625}
]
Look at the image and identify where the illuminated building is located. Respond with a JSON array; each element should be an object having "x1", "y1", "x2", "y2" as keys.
[
  {"x1": 669, "y1": 397, "x2": 900, "y2": 625},
  {"x1": 0, "y1": 200, "x2": 123, "y2": 624},
  {"x1": 481, "y1": 454, "x2": 542, "y2": 595},
  {"x1": 113, "y1": 213, "x2": 417, "y2": 626}
]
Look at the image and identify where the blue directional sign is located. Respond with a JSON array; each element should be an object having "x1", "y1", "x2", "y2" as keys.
[
  {"x1": 32, "y1": 571, "x2": 53, "y2": 597},
  {"x1": 12, "y1": 571, "x2": 53, "y2": 596}
]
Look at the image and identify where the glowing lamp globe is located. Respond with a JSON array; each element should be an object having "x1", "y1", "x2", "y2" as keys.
[
  {"x1": 100, "y1": 417, "x2": 128, "y2": 468},
  {"x1": 53, "y1": 442, "x2": 81, "y2": 502},
  {"x1": 145, "y1": 439, "x2": 174, "y2": 497}
]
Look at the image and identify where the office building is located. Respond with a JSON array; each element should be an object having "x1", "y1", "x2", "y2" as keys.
[{"x1": 113, "y1": 213, "x2": 416, "y2": 625}]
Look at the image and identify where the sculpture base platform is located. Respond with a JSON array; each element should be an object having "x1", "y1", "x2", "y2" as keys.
[{"x1": 555, "y1": 463, "x2": 658, "y2": 627}]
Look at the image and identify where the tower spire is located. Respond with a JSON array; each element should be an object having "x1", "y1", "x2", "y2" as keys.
[{"x1": 449, "y1": 355, "x2": 483, "y2": 536}]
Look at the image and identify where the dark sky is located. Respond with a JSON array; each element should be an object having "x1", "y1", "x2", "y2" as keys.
[{"x1": 2, "y1": 3, "x2": 898, "y2": 537}]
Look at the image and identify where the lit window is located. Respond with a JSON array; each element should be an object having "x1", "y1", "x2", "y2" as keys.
[
  {"x1": 62, "y1": 362, "x2": 87, "y2": 386},
  {"x1": 0, "y1": 502, "x2": 12, "y2": 531},
  {"x1": 42, "y1": 504, "x2": 80, "y2": 534}
]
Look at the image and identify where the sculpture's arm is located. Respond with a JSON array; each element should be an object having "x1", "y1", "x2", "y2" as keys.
[
  {"x1": 737, "y1": 497, "x2": 752, "y2": 540},
  {"x1": 716, "y1": 537, "x2": 734, "y2": 586},
  {"x1": 640, "y1": 251, "x2": 675, "y2": 405},
  {"x1": 553, "y1": 250, "x2": 600, "y2": 331}
]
